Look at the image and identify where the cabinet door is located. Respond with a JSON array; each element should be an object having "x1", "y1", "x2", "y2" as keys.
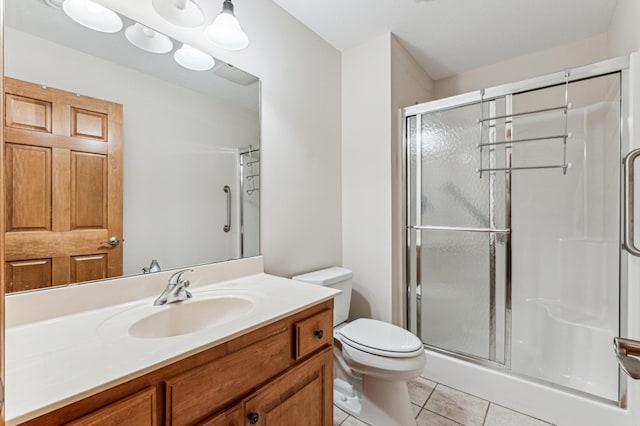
[
  {"x1": 65, "y1": 387, "x2": 156, "y2": 426},
  {"x1": 243, "y1": 347, "x2": 332, "y2": 426}
]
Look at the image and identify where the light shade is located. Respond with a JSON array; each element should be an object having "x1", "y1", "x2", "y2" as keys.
[
  {"x1": 152, "y1": 0, "x2": 205, "y2": 28},
  {"x1": 204, "y1": 0, "x2": 249, "y2": 51},
  {"x1": 125, "y1": 23, "x2": 173, "y2": 54},
  {"x1": 62, "y1": 0, "x2": 123, "y2": 33},
  {"x1": 173, "y1": 44, "x2": 215, "y2": 71}
]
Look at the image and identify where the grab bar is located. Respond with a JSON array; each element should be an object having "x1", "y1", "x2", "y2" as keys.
[
  {"x1": 223, "y1": 185, "x2": 231, "y2": 232},
  {"x1": 477, "y1": 104, "x2": 571, "y2": 123},
  {"x1": 624, "y1": 149, "x2": 640, "y2": 256},
  {"x1": 409, "y1": 225, "x2": 510, "y2": 234},
  {"x1": 477, "y1": 164, "x2": 570, "y2": 173},
  {"x1": 614, "y1": 337, "x2": 640, "y2": 379}
]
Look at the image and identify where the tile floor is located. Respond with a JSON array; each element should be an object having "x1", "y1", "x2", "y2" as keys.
[{"x1": 333, "y1": 375, "x2": 554, "y2": 426}]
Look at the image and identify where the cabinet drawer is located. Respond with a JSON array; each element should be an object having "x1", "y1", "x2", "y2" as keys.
[
  {"x1": 166, "y1": 328, "x2": 290, "y2": 425},
  {"x1": 293, "y1": 309, "x2": 333, "y2": 360},
  {"x1": 65, "y1": 387, "x2": 157, "y2": 426}
]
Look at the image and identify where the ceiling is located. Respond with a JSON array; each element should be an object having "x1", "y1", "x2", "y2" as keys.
[{"x1": 272, "y1": 0, "x2": 619, "y2": 80}]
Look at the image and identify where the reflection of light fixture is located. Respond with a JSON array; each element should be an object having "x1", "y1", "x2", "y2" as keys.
[
  {"x1": 125, "y1": 23, "x2": 173, "y2": 54},
  {"x1": 43, "y1": 0, "x2": 64, "y2": 9},
  {"x1": 204, "y1": 0, "x2": 249, "y2": 51},
  {"x1": 152, "y1": 0, "x2": 205, "y2": 28},
  {"x1": 62, "y1": 0, "x2": 123, "y2": 33},
  {"x1": 173, "y1": 44, "x2": 215, "y2": 71}
]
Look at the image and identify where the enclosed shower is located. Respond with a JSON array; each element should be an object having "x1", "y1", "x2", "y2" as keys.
[{"x1": 404, "y1": 57, "x2": 638, "y2": 422}]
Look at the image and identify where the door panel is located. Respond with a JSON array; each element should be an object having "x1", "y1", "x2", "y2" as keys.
[
  {"x1": 4, "y1": 77, "x2": 123, "y2": 292},
  {"x1": 5, "y1": 93, "x2": 51, "y2": 132},
  {"x1": 71, "y1": 108, "x2": 107, "y2": 141},
  {"x1": 71, "y1": 151, "x2": 107, "y2": 229},
  {"x1": 5, "y1": 143, "x2": 51, "y2": 231},
  {"x1": 70, "y1": 254, "x2": 108, "y2": 283},
  {"x1": 5, "y1": 258, "x2": 52, "y2": 293}
]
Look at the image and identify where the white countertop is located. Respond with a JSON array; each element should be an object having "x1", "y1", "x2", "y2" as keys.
[{"x1": 5, "y1": 269, "x2": 339, "y2": 425}]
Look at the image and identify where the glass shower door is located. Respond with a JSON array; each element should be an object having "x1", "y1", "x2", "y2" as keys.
[
  {"x1": 407, "y1": 101, "x2": 508, "y2": 363},
  {"x1": 406, "y1": 70, "x2": 624, "y2": 401}
]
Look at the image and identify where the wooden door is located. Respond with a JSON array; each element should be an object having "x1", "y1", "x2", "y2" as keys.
[{"x1": 4, "y1": 77, "x2": 123, "y2": 293}]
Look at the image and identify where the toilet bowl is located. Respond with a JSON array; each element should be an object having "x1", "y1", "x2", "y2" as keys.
[{"x1": 293, "y1": 267, "x2": 426, "y2": 426}]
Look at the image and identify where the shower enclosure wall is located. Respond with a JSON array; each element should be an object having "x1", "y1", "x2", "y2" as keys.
[{"x1": 404, "y1": 57, "x2": 639, "y2": 425}]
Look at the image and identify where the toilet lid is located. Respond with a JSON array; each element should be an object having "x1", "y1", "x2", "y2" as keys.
[{"x1": 338, "y1": 318, "x2": 424, "y2": 358}]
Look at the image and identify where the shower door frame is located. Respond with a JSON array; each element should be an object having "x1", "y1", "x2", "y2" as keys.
[{"x1": 403, "y1": 56, "x2": 630, "y2": 405}]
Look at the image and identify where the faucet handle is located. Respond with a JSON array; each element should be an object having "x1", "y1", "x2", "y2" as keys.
[{"x1": 168, "y1": 268, "x2": 194, "y2": 285}]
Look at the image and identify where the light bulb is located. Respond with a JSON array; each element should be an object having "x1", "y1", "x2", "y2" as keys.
[
  {"x1": 174, "y1": 44, "x2": 215, "y2": 71},
  {"x1": 62, "y1": 0, "x2": 123, "y2": 33},
  {"x1": 205, "y1": 0, "x2": 249, "y2": 51}
]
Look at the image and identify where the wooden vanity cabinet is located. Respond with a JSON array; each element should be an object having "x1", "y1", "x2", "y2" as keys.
[{"x1": 21, "y1": 300, "x2": 333, "y2": 426}]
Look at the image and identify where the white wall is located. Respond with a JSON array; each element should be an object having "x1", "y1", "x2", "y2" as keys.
[
  {"x1": 97, "y1": 0, "x2": 343, "y2": 278},
  {"x1": 5, "y1": 28, "x2": 259, "y2": 276},
  {"x1": 608, "y1": 0, "x2": 640, "y2": 57},
  {"x1": 342, "y1": 33, "x2": 432, "y2": 324},
  {"x1": 434, "y1": 33, "x2": 609, "y2": 100},
  {"x1": 390, "y1": 36, "x2": 434, "y2": 324},
  {"x1": 342, "y1": 33, "x2": 392, "y2": 322}
]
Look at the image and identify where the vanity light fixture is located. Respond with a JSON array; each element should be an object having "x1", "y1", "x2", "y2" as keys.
[
  {"x1": 125, "y1": 23, "x2": 173, "y2": 54},
  {"x1": 61, "y1": 0, "x2": 123, "y2": 33},
  {"x1": 204, "y1": 0, "x2": 249, "y2": 51},
  {"x1": 173, "y1": 43, "x2": 215, "y2": 71},
  {"x1": 152, "y1": 0, "x2": 205, "y2": 28}
]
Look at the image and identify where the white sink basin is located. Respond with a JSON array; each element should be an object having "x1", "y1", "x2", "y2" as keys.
[{"x1": 128, "y1": 296, "x2": 255, "y2": 339}]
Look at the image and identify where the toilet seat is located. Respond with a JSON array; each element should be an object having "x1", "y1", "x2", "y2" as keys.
[{"x1": 337, "y1": 318, "x2": 424, "y2": 358}]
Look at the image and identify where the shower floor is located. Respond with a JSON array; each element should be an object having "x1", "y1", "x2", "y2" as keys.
[{"x1": 333, "y1": 373, "x2": 554, "y2": 426}]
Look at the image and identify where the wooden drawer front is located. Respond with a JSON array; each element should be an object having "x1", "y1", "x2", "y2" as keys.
[
  {"x1": 293, "y1": 309, "x2": 333, "y2": 360},
  {"x1": 166, "y1": 328, "x2": 290, "y2": 425},
  {"x1": 199, "y1": 404, "x2": 242, "y2": 426},
  {"x1": 243, "y1": 347, "x2": 333, "y2": 426},
  {"x1": 65, "y1": 387, "x2": 157, "y2": 426}
]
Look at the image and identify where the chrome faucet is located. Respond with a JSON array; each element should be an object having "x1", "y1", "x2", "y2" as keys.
[
  {"x1": 142, "y1": 259, "x2": 161, "y2": 274},
  {"x1": 153, "y1": 269, "x2": 194, "y2": 306}
]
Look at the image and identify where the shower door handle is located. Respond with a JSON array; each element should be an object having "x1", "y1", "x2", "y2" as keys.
[
  {"x1": 614, "y1": 337, "x2": 640, "y2": 379},
  {"x1": 223, "y1": 185, "x2": 231, "y2": 232},
  {"x1": 624, "y1": 149, "x2": 640, "y2": 256}
]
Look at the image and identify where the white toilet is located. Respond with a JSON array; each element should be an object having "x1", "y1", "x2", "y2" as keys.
[{"x1": 293, "y1": 267, "x2": 426, "y2": 426}]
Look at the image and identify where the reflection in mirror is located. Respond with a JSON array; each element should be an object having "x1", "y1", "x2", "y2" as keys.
[{"x1": 4, "y1": 0, "x2": 260, "y2": 293}]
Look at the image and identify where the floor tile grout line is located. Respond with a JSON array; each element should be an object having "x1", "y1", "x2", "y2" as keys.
[
  {"x1": 481, "y1": 402, "x2": 491, "y2": 425},
  {"x1": 421, "y1": 382, "x2": 438, "y2": 409},
  {"x1": 422, "y1": 408, "x2": 466, "y2": 426}
]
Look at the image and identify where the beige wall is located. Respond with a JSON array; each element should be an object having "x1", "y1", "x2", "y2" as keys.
[
  {"x1": 342, "y1": 33, "x2": 392, "y2": 322},
  {"x1": 390, "y1": 36, "x2": 434, "y2": 325},
  {"x1": 342, "y1": 33, "x2": 432, "y2": 324},
  {"x1": 434, "y1": 33, "x2": 609, "y2": 99},
  {"x1": 608, "y1": 0, "x2": 640, "y2": 57},
  {"x1": 98, "y1": 0, "x2": 343, "y2": 278}
]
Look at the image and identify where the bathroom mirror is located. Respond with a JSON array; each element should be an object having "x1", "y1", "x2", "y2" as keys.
[{"x1": 3, "y1": 0, "x2": 260, "y2": 293}]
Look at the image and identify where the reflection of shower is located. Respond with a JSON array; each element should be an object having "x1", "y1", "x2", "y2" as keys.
[{"x1": 239, "y1": 146, "x2": 260, "y2": 258}]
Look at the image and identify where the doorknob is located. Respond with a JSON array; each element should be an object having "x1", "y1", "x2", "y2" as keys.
[{"x1": 100, "y1": 236, "x2": 122, "y2": 247}]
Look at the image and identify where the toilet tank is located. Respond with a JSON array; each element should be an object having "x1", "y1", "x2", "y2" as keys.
[{"x1": 292, "y1": 267, "x2": 352, "y2": 326}]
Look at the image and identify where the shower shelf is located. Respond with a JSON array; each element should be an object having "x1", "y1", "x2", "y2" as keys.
[
  {"x1": 476, "y1": 103, "x2": 572, "y2": 123},
  {"x1": 478, "y1": 133, "x2": 571, "y2": 148},
  {"x1": 477, "y1": 72, "x2": 571, "y2": 177}
]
